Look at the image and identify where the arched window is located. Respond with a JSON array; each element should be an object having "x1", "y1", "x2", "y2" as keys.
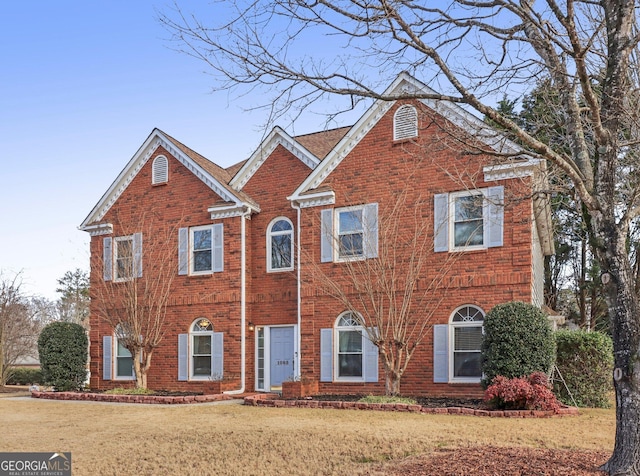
[
  {"x1": 393, "y1": 105, "x2": 418, "y2": 140},
  {"x1": 335, "y1": 312, "x2": 364, "y2": 380},
  {"x1": 267, "y1": 217, "x2": 294, "y2": 272},
  {"x1": 190, "y1": 318, "x2": 213, "y2": 379},
  {"x1": 152, "y1": 155, "x2": 169, "y2": 184},
  {"x1": 450, "y1": 305, "x2": 485, "y2": 381}
]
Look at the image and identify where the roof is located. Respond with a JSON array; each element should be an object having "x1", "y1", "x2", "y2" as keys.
[{"x1": 294, "y1": 127, "x2": 351, "y2": 160}]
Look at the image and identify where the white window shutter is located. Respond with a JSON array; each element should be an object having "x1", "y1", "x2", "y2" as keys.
[
  {"x1": 103, "y1": 335, "x2": 112, "y2": 380},
  {"x1": 103, "y1": 237, "x2": 113, "y2": 281},
  {"x1": 320, "y1": 328, "x2": 333, "y2": 382},
  {"x1": 363, "y1": 203, "x2": 379, "y2": 259},
  {"x1": 178, "y1": 228, "x2": 188, "y2": 275},
  {"x1": 212, "y1": 223, "x2": 224, "y2": 272},
  {"x1": 133, "y1": 232, "x2": 143, "y2": 278},
  {"x1": 433, "y1": 325, "x2": 449, "y2": 383},
  {"x1": 178, "y1": 334, "x2": 188, "y2": 381},
  {"x1": 212, "y1": 332, "x2": 224, "y2": 378},
  {"x1": 364, "y1": 328, "x2": 379, "y2": 382},
  {"x1": 320, "y1": 209, "x2": 334, "y2": 263},
  {"x1": 433, "y1": 193, "x2": 449, "y2": 252},
  {"x1": 485, "y1": 186, "x2": 504, "y2": 248}
]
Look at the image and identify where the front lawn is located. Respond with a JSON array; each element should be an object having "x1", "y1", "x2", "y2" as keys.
[{"x1": 0, "y1": 397, "x2": 614, "y2": 475}]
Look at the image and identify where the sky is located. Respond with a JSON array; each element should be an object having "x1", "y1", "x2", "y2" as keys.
[{"x1": 0, "y1": 1, "x2": 320, "y2": 300}]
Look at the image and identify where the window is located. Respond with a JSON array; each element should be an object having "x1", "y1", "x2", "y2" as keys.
[
  {"x1": 115, "y1": 236, "x2": 134, "y2": 280},
  {"x1": 267, "y1": 218, "x2": 293, "y2": 271},
  {"x1": 452, "y1": 192, "x2": 484, "y2": 248},
  {"x1": 152, "y1": 155, "x2": 168, "y2": 184},
  {"x1": 394, "y1": 105, "x2": 418, "y2": 140},
  {"x1": 335, "y1": 313, "x2": 364, "y2": 379},
  {"x1": 178, "y1": 224, "x2": 224, "y2": 275},
  {"x1": 320, "y1": 204, "x2": 378, "y2": 262},
  {"x1": 450, "y1": 305, "x2": 484, "y2": 381},
  {"x1": 337, "y1": 208, "x2": 364, "y2": 258},
  {"x1": 319, "y1": 313, "x2": 378, "y2": 383},
  {"x1": 102, "y1": 233, "x2": 142, "y2": 282},
  {"x1": 190, "y1": 318, "x2": 213, "y2": 379},
  {"x1": 177, "y1": 319, "x2": 224, "y2": 381},
  {"x1": 433, "y1": 186, "x2": 504, "y2": 253},
  {"x1": 114, "y1": 325, "x2": 135, "y2": 380}
]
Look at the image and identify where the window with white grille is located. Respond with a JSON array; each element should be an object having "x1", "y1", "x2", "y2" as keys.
[{"x1": 393, "y1": 105, "x2": 418, "y2": 140}]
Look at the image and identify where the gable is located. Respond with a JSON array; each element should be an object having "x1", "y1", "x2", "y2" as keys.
[
  {"x1": 288, "y1": 72, "x2": 536, "y2": 207},
  {"x1": 80, "y1": 129, "x2": 253, "y2": 233},
  {"x1": 229, "y1": 127, "x2": 320, "y2": 191}
]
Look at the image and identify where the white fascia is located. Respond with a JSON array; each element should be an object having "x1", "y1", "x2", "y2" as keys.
[
  {"x1": 483, "y1": 158, "x2": 543, "y2": 182},
  {"x1": 288, "y1": 190, "x2": 336, "y2": 209},
  {"x1": 80, "y1": 223, "x2": 113, "y2": 236},
  {"x1": 208, "y1": 203, "x2": 260, "y2": 220}
]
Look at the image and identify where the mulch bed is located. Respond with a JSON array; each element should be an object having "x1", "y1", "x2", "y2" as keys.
[
  {"x1": 310, "y1": 394, "x2": 486, "y2": 409},
  {"x1": 383, "y1": 446, "x2": 609, "y2": 475}
]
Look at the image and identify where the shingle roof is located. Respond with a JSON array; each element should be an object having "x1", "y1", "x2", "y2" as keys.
[
  {"x1": 294, "y1": 126, "x2": 351, "y2": 159},
  {"x1": 161, "y1": 131, "x2": 259, "y2": 210}
]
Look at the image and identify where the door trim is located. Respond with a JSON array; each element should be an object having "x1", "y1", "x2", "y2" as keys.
[{"x1": 255, "y1": 325, "x2": 298, "y2": 392}]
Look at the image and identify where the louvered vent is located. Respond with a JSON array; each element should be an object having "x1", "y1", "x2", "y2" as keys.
[
  {"x1": 152, "y1": 156, "x2": 168, "y2": 184},
  {"x1": 393, "y1": 105, "x2": 418, "y2": 140}
]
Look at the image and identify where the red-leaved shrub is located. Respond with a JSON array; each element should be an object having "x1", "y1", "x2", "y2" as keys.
[{"x1": 484, "y1": 372, "x2": 561, "y2": 411}]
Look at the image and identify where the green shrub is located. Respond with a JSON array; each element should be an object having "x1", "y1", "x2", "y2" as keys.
[
  {"x1": 481, "y1": 302, "x2": 555, "y2": 388},
  {"x1": 6, "y1": 368, "x2": 43, "y2": 385},
  {"x1": 38, "y1": 322, "x2": 88, "y2": 391},
  {"x1": 554, "y1": 330, "x2": 613, "y2": 408}
]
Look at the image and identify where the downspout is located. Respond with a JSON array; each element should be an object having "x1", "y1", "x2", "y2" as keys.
[
  {"x1": 224, "y1": 207, "x2": 251, "y2": 395},
  {"x1": 292, "y1": 201, "x2": 302, "y2": 380}
]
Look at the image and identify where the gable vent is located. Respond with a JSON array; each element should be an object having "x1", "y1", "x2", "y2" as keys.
[
  {"x1": 152, "y1": 155, "x2": 169, "y2": 184},
  {"x1": 393, "y1": 105, "x2": 418, "y2": 141}
]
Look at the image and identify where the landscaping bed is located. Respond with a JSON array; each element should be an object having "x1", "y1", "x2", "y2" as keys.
[
  {"x1": 384, "y1": 446, "x2": 608, "y2": 475},
  {"x1": 245, "y1": 393, "x2": 579, "y2": 417},
  {"x1": 30, "y1": 389, "x2": 232, "y2": 404}
]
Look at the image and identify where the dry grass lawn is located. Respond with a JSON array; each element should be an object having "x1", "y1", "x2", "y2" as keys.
[{"x1": 0, "y1": 397, "x2": 614, "y2": 475}]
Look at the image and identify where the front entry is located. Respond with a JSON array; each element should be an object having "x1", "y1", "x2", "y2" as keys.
[{"x1": 269, "y1": 326, "x2": 295, "y2": 391}]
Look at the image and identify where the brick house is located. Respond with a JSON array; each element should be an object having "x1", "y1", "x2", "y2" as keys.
[{"x1": 80, "y1": 73, "x2": 553, "y2": 397}]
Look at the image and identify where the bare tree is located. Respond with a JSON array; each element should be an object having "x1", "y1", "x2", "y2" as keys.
[
  {"x1": 161, "y1": 1, "x2": 640, "y2": 472},
  {"x1": 305, "y1": 188, "x2": 462, "y2": 396},
  {"x1": 0, "y1": 273, "x2": 38, "y2": 386},
  {"x1": 92, "y1": 213, "x2": 182, "y2": 389}
]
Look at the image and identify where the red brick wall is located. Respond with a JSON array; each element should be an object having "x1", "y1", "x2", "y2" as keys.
[
  {"x1": 88, "y1": 99, "x2": 538, "y2": 398},
  {"x1": 240, "y1": 144, "x2": 315, "y2": 390},
  {"x1": 89, "y1": 146, "x2": 245, "y2": 392},
  {"x1": 297, "y1": 101, "x2": 534, "y2": 397}
]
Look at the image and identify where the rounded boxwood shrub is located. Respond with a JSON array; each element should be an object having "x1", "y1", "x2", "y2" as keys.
[
  {"x1": 554, "y1": 330, "x2": 613, "y2": 408},
  {"x1": 481, "y1": 301, "x2": 555, "y2": 388},
  {"x1": 38, "y1": 322, "x2": 88, "y2": 391}
]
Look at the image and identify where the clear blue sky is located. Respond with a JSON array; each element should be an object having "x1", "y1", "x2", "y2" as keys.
[{"x1": 0, "y1": 1, "x2": 292, "y2": 299}]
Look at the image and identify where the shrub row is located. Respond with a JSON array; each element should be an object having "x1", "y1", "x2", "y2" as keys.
[{"x1": 6, "y1": 367, "x2": 44, "y2": 385}]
